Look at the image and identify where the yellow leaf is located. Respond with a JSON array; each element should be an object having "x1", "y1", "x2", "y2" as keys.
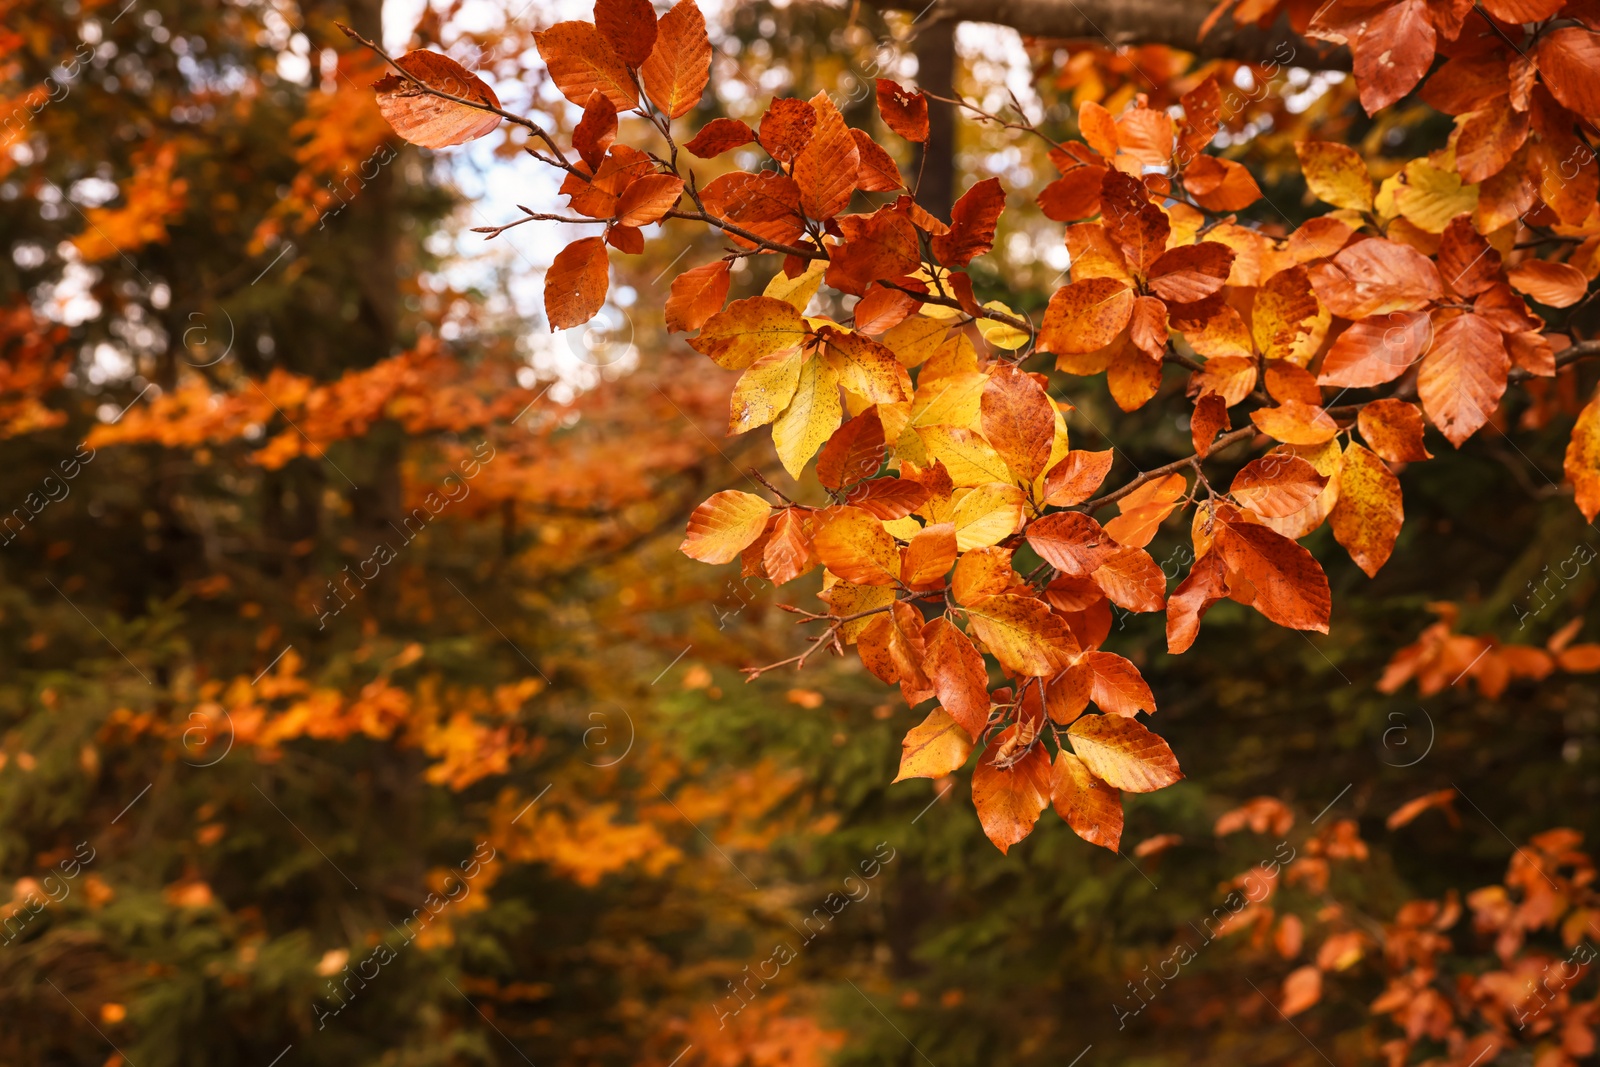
[
  {"x1": 915, "y1": 426, "x2": 1013, "y2": 487},
  {"x1": 964, "y1": 594, "x2": 1078, "y2": 677},
  {"x1": 680, "y1": 490, "x2": 771, "y2": 564},
  {"x1": 772, "y1": 355, "x2": 842, "y2": 478},
  {"x1": 950, "y1": 482, "x2": 1026, "y2": 550},
  {"x1": 892, "y1": 707, "x2": 974, "y2": 781},
  {"x1": 689, "y1": 296, "x2": 808, "y2": 371},
  {"x1": 1397, "y1": 158, "x2": 1479, "y2": 235},
  {"x1": 1295, "y1": 141, "x2": 1373, "y2": 212},
  {"x1": 976, "y1": 302, "x2": 1030, "y2": 350},
  {"x1": 763, "y1": 258, "x2": 826, "y2": 312},
  {"x1": 729, "y1": 347, "x2": 802, "y2": 435}
]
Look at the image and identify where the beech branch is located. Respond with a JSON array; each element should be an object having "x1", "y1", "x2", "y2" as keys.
[{"x1": 866, "y1": 0, "x2": 1350, "y2": 71}]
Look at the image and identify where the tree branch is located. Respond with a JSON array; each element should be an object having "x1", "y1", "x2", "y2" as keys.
[{"x1": 867, "y1": 0, "x2": 1350, "y2": 71}]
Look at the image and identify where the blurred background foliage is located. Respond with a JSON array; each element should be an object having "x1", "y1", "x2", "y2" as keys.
[{"x1": 0, "y1": 0, "x2": 1597, "y2": 1064}]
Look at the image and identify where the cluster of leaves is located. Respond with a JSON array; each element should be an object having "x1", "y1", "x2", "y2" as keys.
[{"x1": 351, "y1": 0, "x2": 1600, "y2": 854}]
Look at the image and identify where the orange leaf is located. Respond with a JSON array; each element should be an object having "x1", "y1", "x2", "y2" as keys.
[
  {"x1": 680, "y1": 490, "x2": 771, "y2": 563},
  {"x1": 1052, "y1": 750, "x2": 1123, "y2": 851},
  {"x1": 1091, "y1": 546, "x2": 1167, "y2": 612},
  {"x1": 614, "y1": 174, "x2": 684, "y2": 227},
  {"x1": 793, "y1": 92, "x2": 859, "y2": 220},
  {"x1": 757, "y1": 98, "x2": 817, "y2": 162},
  {"x1": 1147, "y1": 242, "x2": 1235, "y2": 304},
  {"x1": 1317, "y1": 311, "x2": 1431, "y2": 388},
  {"x1": 1067, "y1": 714, "x2": 1182, "y2": 793},
  {"x1": 1250, "y1": 400, "x2": 1339, "y2": 446},
  {"x1": 640, "y1": 0, "x2": 711, "y2": 118},
  {"x1": 817, "y1": 410, "x2": 889, "y2": 490},
  {"x1": 1358, "y1": 399, "x2": 1433, "y2": 464},
  {"x1": 852, "y1": 129, "x2": 904, "y2": 192},
  {"x1": 812, "y1": 506, "x2": 900, "y2": 586},
  {"x1": 1507, "y1": 260, "x2": 1589, "y2": 309},
  {"x1": 763, "y1": 508, "x2": 816, "y2": 584},
  {"x1": 1310, "y1": 238, "x2": 1442, "y2": 319},
  {"x1": 1026, "y1": 512, "x2": 1121, "y2": 576},
  {"x1": 1417, "y1": 311, "x2": 1509, "y2": 447},
  {"x1": 902, "y1": 522, "x2": 959, "y2": 587},
  {"x1": 1167, "y1": 551, "x2": 1230, "y2": 653},
  {"x1": 1076, "y1": 650, "x2": 1154, "y2": 716},
  {"x1": 1565, "y1": 390, "x2": 1600, "y2": 523},
  {"x1": 980, "y1": 367, "x2": 1055, "y2": 484},
  {"x1": 1329, "y1": 443, "x2": 1404, "y2": 577},
  {"x1": 535, "y1": 22, "x2": 638, "y2": 110},
  {"x1": 1231, "y1": 455, "x2": 1328, "y2": 518},
  {"x1": 664, "y1": 260, "x2": 731, "y2": 333},
  {"x1": 1104, "y1": 472, "x2": 1186, "y2": 548},
  {"x1": 972, "y1": 727, "x2": 1052, "y2": 853},
  {"x1": 1185, "y1": 155, "x2": 1262, "y2": 211},
  {"x1": 1536, "y1": 27, "x2": 1600, "y2": 118},
  {"x1": 372, "y1": 51, "x2": 502, "y2": 149},
  {"x1": 1351, "y1": 0, "x2": 1434, "y2": 115},
  {"x1": 964, "y1": 594, "x2": 1080, "y2": 677},
  {"x1": 923, "y1": 616, "x2": 992, "y2": 739},
  {"x1": 1042, "y1": 450, "x2": 1114, "y2": 507},
  {"x1": 1039, "y1": 278, "x2": 1135, "y2": 356},
  {"x1": 1192, "y1": 392, "x2": 1229, "y2": 458},
  {"x1": 682, "y1": 117, "x2": 754, "y2": 158},
  {"x1": 1279, "y1": 965, "x2": 1322, "y2": 1017},
  {"x1": 573, "y1": 91, "x2": 618, "y2": 169},
  {"x1": 1214, "y1": 509, "x2": 1331, "y2": 632},
  {"x1": 545, "y1": 236, "x2": 609, "y2": 330}
]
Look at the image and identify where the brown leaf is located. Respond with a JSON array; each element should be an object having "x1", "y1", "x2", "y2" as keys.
[
  {"x1": 1317, "y1": 311, "x2": 1431, "y2": 388},
  {"x1": 1536, "y1": 27, "x2": 1600, "y2": 118},
  {"x1": 932, "y1": 178, "x2": 1005, "y2": 267},
  {"x1": 640, "y1": 0, "x2": 711, "y2": 118},
  {"x1": 875, "y1": 79, "x2": 929, "y2": 142},
  {"x1": 373, "y1": 50, "x2": 502, "y2": 149},
  {"x1": 1358, "y1": 399, "x2": 1433, "y2": 463},
  {"x1": 852, "y1": 129, "x2": 904, "y2": 192},
  {"x1": 1352, "y1": 0, "x2": 1434, "y2": 115},
  {"x1": 817, "y1": 410, "x2": 888, "y2": 490},
  {"x1": 757, "y1": 97, "x2": 817, "y2": 162},
  {"x1": 614, "y1": 174, "x2": 684, "y2": 227},
  {"x1": 545, "y1": 236, "x2": 610, "y2": 330},
  {"x1": 594, "y1": 0, "x2": 658, "y2": 67},
  {"x1": 573, "y1": 91, "x2": 618, "y2": 169},
  {"x1": 1192, "y1": 392, "x2": 1229, "y2": 458}
]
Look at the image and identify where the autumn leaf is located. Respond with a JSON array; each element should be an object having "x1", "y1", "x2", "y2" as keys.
[
  {"x1": 1026, "y1": 512, "x2": 1121, "y2": 576},
  {"x1": 640, "y1": 0, "x2": 711, "y2": 118},
  {"x1": 1073, "y1": 650, "x2": 1155, "y2": 716},
  {"x1": 1329, "y1": 443, "x2": 1403, "y2": 577},
  {"x1": 689, "y1": 296, "x2": 807, "y2": 371},
  {"x1": 1279, "y1": 965, "x2": 1322, "y2": 1016},
  {"x1": 1042, "y1": 450, "x2": 1114, "y2": 506},
  {"x1": 965, "y1": 594, "x2": 1079, "y2": 677},
  {"x1": 1295, "y1": 141, "x2": 1373, "y2": 212},
  {"x1": 1051, "y1": 751, "x2": 1123, "y2": 851},
  {"x1": 729, "y1": 347, "x2": 802, "y2": 435},
  {"x1": 923, "y1": 617, "x2": 991, "y2": 739},
  {"x1": 763, "y1": 508, "x2": 816, "y2": 584},
  {"x1": 1067, "y1": 714, "x2": 1182, "y2": 793},
  {"x1": 772, "y1": 353, "x2": 843, "y2": 478},
  {"x1": 683, "y1": 117, "x2": 754, "y2": 158},
  {"x1": 1507, "y1": 260, "x2": 1589, "y2": 309},
  {"x1": 894, "y1": 707, "x2": 974, "y2": 782},
  {"x1": 1231, "y1": 455, "x2": 1328, "y2": 518},
  {"x1": 1039, "y1": 278, "x2": 1135, "y2": 356},
  {"x1": 545, "y1": 236, "x2": 609, "y2": 330},
  {"x1": 594, "y1": 0, "x2": 658, "y2": 67},
  {"x1": 1192, "y1": 393, "x2": 1229, "y2": 458},
  {"x1": 1351, "y1": 0, "x2": 1434, "y2": 115},
  {"x1": 614, "y1": 174, "x2": 684, "y2": 227},
  {"x1": 1317, "y1": 312, "x2": 1431, "y2": 388},
  {"x1": 793, "y1": 92, "x2": 859, "y2": 221},
  {"x1": 1566, "y1": 391, "x2": 1600, "y2": 523},
  {"x1": 1213, "y1": 507, "x2": 1331, "y2": 633},
  {"x1": 817, "y1": 326, "x2": 910, "y2": 404},
  {"x1": 902, "y1": 523, "x2": 958, "y2": 587},
  {"x1": 1103, "y1": 473, "x2": 1186, "y2": 548},
  {"x1": 1358, "y1": 399, "x2": 1432, "y2": 464},
  {"x1": 972, "y1": 726, "x2": 1052, "y2": 853},
  {"x1": 680, "y1": 490, "x2": 771, "y2": 563},
  {"x1": 876, "y1": 79, "x2": 929, "y2": 142},
  {"x1": 1167, "y1": 551, "x2": 1230, "y2": 653},
  {"x1": 758, "y1": 98, "x2": 817, "y2": 162},
  {"x1": 1146, "y1": 242, "x2": 1234, "y2": 304},
  {"x1": 980, "y1": 367, "x2": 1054, "y2": 484},
  {"x1": 1311, "y1": 239, "x2": 1443, "y2": 319},
  {"x1": 811, "y1": 506, "x2": 898, "y2": 586},
  {"x1": 371, "y1": 50, "x2": 502, "y2": 150},
  {"x1": 1535, "y1": 27, "x2": 1600, "y2": 118},
  {"x1": 932, "y1": 178, "x2": 1005, "y2": 267},
  {"x1": 1417, "y1": 311, "x2": 1509, "y2": 447},
  {"x1": 535, "y1": 22, "x2": 639, "y2": 110},
  {"x1": 664, "y1": 260, "x2": 731, "y2": 333}
]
